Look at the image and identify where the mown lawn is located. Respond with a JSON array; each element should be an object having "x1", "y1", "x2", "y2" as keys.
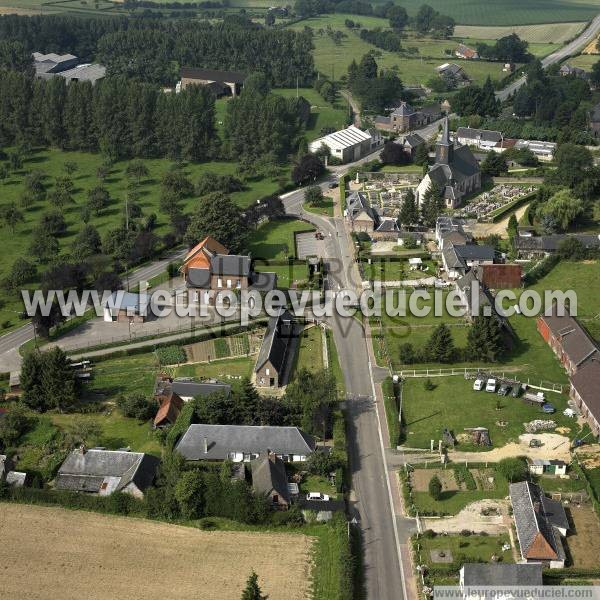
[
  {"x1": 414, "y1": 533, "x2": 513, "y2": 585},
  {"x1": 247, "y1": 218, "x2": 314, "y2": 260},
  {"x1": 402, "y1": 377, "x2": 575, "y2": 451},
  {"x1": 0, "y1": 147, "x2": 281, "y2": 331},
  {"x1": 293, "y1": 324, "x2": 325, "y2": 375},
  {"x1": 304, "y1": 196, "x2": 335, "y2": 217},
  {"x1": 253, "y1": 263, "x2": 310, "y2": 289},
  {"x1": 175, "y1": 355, "x2": 255, "y2": 380}
]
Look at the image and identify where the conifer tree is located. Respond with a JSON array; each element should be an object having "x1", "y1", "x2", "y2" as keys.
[{"x1": 241, "y1": 571, "x2": 268, "y2": 600}]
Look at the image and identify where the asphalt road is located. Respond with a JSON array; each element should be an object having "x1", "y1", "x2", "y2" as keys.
[
  {"x1": 282, "y1": 181, "x2": 408, "y2": 600},
  {"x1": 496, "y1": 14, "x2": 600, "y2": 101}
]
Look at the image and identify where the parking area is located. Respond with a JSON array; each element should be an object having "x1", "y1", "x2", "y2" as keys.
[{"x1": 295, "y1": 231, "x2": 326, "y2": 259}]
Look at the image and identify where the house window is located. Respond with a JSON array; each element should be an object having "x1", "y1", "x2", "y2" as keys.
[
  {"x1": 236, "y1": 280, "x2": 241, "y2": 289},
  {"x1": 266, "y1": 368, "x2": 270, "y2": 376},
  {"x1": 217, "y1": 278, "x2": 223, "y2": 287}
]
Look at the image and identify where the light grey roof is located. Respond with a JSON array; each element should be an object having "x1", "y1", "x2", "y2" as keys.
[
  {"x1": 186, "y1": 267, "x2": 211, "y2": 288},
  {"x1": 462, "y1": 563, "x2": 543, "y2": 587},
  {"x1": 59, "y1": 63, "x2": 106, "y2": 84},
  {"x1": 252, "y1": 454, "x2": 290, "y2": 504},
  {"x1": 211, "y1": 254, "x2": 251, "y2": 277},
  {"x1": 171, "y1": 379, "x2": 231, "y2": 399},
  {"x1": 255, "y1": 308, "x2": 295, "y2": 374},
  {"x1": 104, "y1": 291, "x2": 150, "y2": 314},
  {"x1": 509, "y1": 481, "x2": 566, "y2": 562},
  {"x1": 56, "y1": 449, "x2": 159, "y2": 494},
  {"x1": 175, "y1": 424, "x2": 315, "y2": 460},
  {"x1": 457, "y1": 127, "x2": 503, "y2": 143}
]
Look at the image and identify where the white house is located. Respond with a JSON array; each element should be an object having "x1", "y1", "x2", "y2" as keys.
[
  {"x1": 514, "y1": 139, "x2": 556, "y2": 161},
  {"x1": 309, "y1": 125, "x2": 382, "y2": 163},
  {"x1": 456, "y1": 127, "x2": 503, "y2": 150},
  {"x1": 103, "y1": 291, "x2": 150, "y2": 323},
  {"x1": 529, "y1": 459, "x2": 568, "y2": 477}
]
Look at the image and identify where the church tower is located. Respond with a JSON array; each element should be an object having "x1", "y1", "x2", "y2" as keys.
[{"x1": 435, "y1": 116, "x2": 454, "y2": 165}]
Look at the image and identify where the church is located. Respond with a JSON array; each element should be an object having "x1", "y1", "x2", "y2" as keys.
[{"x1": 415, "y1": 117, "x2": 481, "y2": 209}]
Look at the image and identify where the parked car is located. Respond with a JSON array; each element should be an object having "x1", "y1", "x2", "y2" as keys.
[
  {"x1": 485, "y1": 378, "x2": 497, "y2": 393},
  {"x1": 306, "y1": 492, "x2": 330, "y2": 502},
  {"x1": 511, "y1": 384, "x2": 522, "y2": 398},
  {"x1": 529, "y1": 438, "x2": 542, "y2": 448},
  {"x1": 542, "y1": 403, "x2": 556, "y2": 414},
  {"x1": 473, "y1": 378, "x2": 484, "y2": 391},
  {"x1": 497, "y1": 383, "x2": 510, "y2": 396}
]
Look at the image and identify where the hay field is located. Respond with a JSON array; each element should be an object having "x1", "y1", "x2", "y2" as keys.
[
  {"x1": 0, "y1": 503, "x2": 314, "y2": 600},
  {"x1": 455, "y1": 22, "x2": 586, "y2": 43},
  {"x1": 582, "y1": 35, "x2": 600, "y2": 54}
]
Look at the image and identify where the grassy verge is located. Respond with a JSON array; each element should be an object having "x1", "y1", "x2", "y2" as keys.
[
  {"x1": 247, "y1": 218, "x2": 314, "y2": 260},
  {"x1": 382, "y1": 377, "x2": 400, "y2": 447}
]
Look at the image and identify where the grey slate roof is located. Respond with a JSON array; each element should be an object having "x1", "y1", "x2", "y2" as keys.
[
  {"x1": 255, "y1": 308, "x2": 296, "y2": 374},
  {"x1": 252, "y1": 454, "x2": 290, "y2": 504},
  {"x1": 104, "y1": 291, "x2": 150, "y2": 315},
  {"x1": 186, "y1": 267, "x2": 211, "y2": 288},
  {"x1": 181, "y1": 67, "x2": 246, "y2": 84},
  {"x1": 457, "y1": 127, "x2": 502, "y2": 143},
  {"x1": 570, "y1": 359, "x2": 600, "y2": 424},
  {"x1": 376, "y1": 218, "x2": 400, "y2": 233},
  {"x1": 171, "y1": 379, "x2": 232, "y2": 399},
  {"x1": 539, "y1": 304, "x2": 599, "y2": 368},
  {"x1": 455, "y1": 244, "x2": 495, "y2": 261},
  {"x1": 509, "y1": 481, "x2": 566, "y2": 562},
  {"x1": 56, "y1": 449, "x2": 159, "y2": 494},
  {"x1": 175, "y1": 424, "x2": 316, "y2": 460},
  {"x1": 462, "y1": 563, "x2": 543, "y2": 587},
  {"x1": 404, "y1": 133, "x2": 425, "y2": 147},
  {"x1": 541, "y1": 494, "x2": 569, "y2": 532},
  {"x1": 391, "y1": 102, "x2": 415, "y2": 117},
  {"x1": 375, "y1": 116, "x2": 391, "y2": 126},
  {"x1": 346, "y1": 191, "x2": 377, "y2": 224},
  {"x1": 211, "y1": 254, "x2": 251, "y2": 277}
]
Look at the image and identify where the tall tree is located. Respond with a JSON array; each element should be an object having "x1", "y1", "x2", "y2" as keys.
[
  {"x1": 424, "y1": 323, "x2": 455, "y2": 363},
  {"x1": 399, "y1": 189, "x2": 418, "y2": 227}
]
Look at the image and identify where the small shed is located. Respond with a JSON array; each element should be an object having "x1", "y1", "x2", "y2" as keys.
[
  {"x1": 408, "y1": 257, "x2": 423, "y2": 270},
  {"x1": 529, "y1": 459, "x2": 567, "y2": 477}
]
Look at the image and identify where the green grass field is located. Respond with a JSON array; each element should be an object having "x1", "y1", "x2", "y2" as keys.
[
  {"x1": 253, "y1": 263, "x2": 310, "y2": 289},
  {"x1": 402, "y1": 377, "x2": 574, "y2": 451},
  {"x1": 291, "y1": 22, "x2": 512, "y2": 84},
  {"x1": 247, "y1": 218, "x2": 314, "y2": 260},
  {"x1": 569, "y1": 53, "x2": 600, "y2": 70},
  {"x1": 0, "y1": 148, "x2": 281, "y2": 332}
]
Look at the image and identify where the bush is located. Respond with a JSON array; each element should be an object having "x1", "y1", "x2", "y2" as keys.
[
  {"x1": 497, "y1": 457, "x2": 528, "y2": 482},
  {"x1": 424, "y1": 378, "x2": 436, "y2": 391},
  {"x1": 460, "y1": 529, "x2": 472, "y2": 536},
  {"x1": 422, "y1": 528, "x2": 436, "y2": 539},
  {"x1": 116, "y1": 393, "x2": 155, "y2": 421},
  {"x1": 306, "y1": 451, "x2": 341, "y2": 476},
  {"x1": 428, "y1": 475, "x2": 442, "y2": 500}
]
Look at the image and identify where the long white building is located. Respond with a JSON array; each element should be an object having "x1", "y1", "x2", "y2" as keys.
[{"x1": 309, "y1": 125, "x2": 382, "y2": 163}]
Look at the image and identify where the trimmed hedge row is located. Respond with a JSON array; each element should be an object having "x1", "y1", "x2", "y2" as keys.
[{"x1": 490, "y1": 192, "x2": 536, "y2": 223}]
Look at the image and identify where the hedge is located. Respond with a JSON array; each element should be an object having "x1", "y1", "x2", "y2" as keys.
[
  {"x1": 166, "y1": 402, "x2": 196, "y2": 450},
  {"x1": 490, "y1": 192, "x2": 536, "y2": 223},
  {"x1": 382, "y1": 378, "x2": 401, "y2": 447},
  {"x1": 522, "y1": 253, "x2": 559, "y2": 285}
]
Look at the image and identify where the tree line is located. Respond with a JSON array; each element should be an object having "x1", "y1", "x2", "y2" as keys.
[{"x1": 0, "y1": 14, "x2": 314, "y2": 87}]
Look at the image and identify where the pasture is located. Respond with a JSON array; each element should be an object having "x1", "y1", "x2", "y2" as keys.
[
  {"x1": 0, "y1": 503, "x2": 314, "y2": 600},
  {"x1": 569, "y1": 53, "x2": 599, "y2": 69}
]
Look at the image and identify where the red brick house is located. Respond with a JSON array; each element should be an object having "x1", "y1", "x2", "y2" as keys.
[{"x1": 570, "y1": 359, "x2": 600, "y2": 437}]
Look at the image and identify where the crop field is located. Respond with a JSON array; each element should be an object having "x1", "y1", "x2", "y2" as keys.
[
  {"x1": 454, "y1": 22, "x2": 586, "y2": 43},
  {"x1": 0, "y1": 503, "x2": 314, "y2": 600}
]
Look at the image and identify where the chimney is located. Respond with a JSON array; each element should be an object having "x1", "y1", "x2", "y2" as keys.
[
  {"x1": 533, "y1": 501, "x2": 540, "y2": 513},
  {"x1": 267, "y1": 450, "x2": 275, "y2": 463},
  {"x1": 203, "y1": 438, "x2": 208, "y2": 454},
  {"x1": 78, "y1": 444, "x2": 86, "y2": 455}
]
